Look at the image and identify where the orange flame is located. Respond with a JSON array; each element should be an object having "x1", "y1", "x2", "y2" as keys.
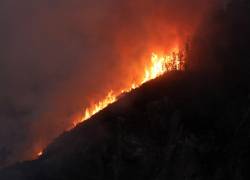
[
  {"x1": 37, "y1": 151, "x2": 43, "y2": 157},
  {"x1": 73, "y1": 49, "x2": 184, "y2": 126},
  {"x1": 82, "y1": 91, "x2": 117, "y2": 121}
]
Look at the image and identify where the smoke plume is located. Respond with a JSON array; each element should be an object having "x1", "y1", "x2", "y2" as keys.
[{"x1": 0, "y1": 0, "x2": 219, "y2": 166}]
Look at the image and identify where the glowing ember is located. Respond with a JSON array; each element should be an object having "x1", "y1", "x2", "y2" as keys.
[
  {"x1": 73, "y1": 50, "x2": 185, "y2": 126},
  {"x1": 37, "y1": 151, "x2": 43, "y2": 157}
]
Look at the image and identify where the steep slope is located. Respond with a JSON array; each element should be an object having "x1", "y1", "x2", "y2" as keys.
[{"x1": 1, "y1": 69, "x2": 250, "y2": 180}]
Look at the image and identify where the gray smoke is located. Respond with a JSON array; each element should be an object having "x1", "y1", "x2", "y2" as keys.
[{"x1": 0, "y1": 0, "x2": 221, "y2": 166}]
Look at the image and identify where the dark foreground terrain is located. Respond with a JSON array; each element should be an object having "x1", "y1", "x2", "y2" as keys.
[
  {"x1": 0, "y1": 68, "x2": 250, "y2": 180},
  {"x1": 1, "y1": 0, "x2": 250, "y2": 179},
  {"x1": 1, "y1": 68, "x2": 250, "y2": 180}
]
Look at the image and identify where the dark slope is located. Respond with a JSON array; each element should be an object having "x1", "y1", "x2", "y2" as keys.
[
  {"x1": 0, "y1": 68, "x2": 250, "y2": 180},
  {"x1": 1, "y1": 0, "x2": 250, "y2": 179}
]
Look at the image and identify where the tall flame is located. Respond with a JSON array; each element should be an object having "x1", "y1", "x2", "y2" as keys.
[
  {"x1": 73, "y1": 50, "x2": 184, "y2": 126},
  {"x1": 82, "y1": 91, "x2": 117, "y2": 121}
]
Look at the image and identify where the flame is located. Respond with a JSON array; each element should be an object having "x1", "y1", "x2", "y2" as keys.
[
  {"x1": 37, "y1": 151, "x2": 43, "y2": 157},
  {"x1": 74, "y1": 91, "x2": 117, "y2": 126},
  {"x1": 142, "y1": 52, "x2": 182, "y2": 83},
  {"x1": 73, "y1": 49, "x2": 184, "y2": 126}
]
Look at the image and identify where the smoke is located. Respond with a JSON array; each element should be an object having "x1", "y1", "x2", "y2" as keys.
[{"x1": 0, "y1": 0, "x2": 219, "y2": 166}]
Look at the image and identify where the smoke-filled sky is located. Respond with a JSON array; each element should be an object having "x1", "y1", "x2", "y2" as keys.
[{"x1": 0, "y1": 0, "x2": 221, "y2": 166}]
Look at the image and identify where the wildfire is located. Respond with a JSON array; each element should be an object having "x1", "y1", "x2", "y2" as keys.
[
  {"x1": 142, "y1": 52, "x2": 183, "y2": 83},
  {"x1": 73, "y1": 49, "x2": 184, "y2": 126},
  {"x1": 82, "y1": 91, "x2": 117, "y2": 122}
]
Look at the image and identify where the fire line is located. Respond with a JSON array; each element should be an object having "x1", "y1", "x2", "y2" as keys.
[
  {"x1": 37, "y1": 49, "x2": 185, "y2": 157},
  {"x1": 73, "y1": 50, "x2": 185, "y2": 127}
]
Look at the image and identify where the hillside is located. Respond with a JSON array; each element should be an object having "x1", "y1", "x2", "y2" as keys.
[{"x1": 0, "y1": 68, "x2": 250, "y2": 180}]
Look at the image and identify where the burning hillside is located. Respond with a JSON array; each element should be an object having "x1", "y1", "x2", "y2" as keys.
[
  {"x1": 74, "y1": 49, "x2": 185, "y2": 126},
  {"x1": 1, "y1": 0, "x2": 250, "y2": 179},
  {"x1": 37, "y1": 49, "x2": 185, "y2": 157},
  {"x1": 0, "y1": 0, "x2": 218, "y2": 167}
]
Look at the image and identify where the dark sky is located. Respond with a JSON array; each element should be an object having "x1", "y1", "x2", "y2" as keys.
[{"x1": 0, "y1": 0, "x2": 221, "y2": 166}]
